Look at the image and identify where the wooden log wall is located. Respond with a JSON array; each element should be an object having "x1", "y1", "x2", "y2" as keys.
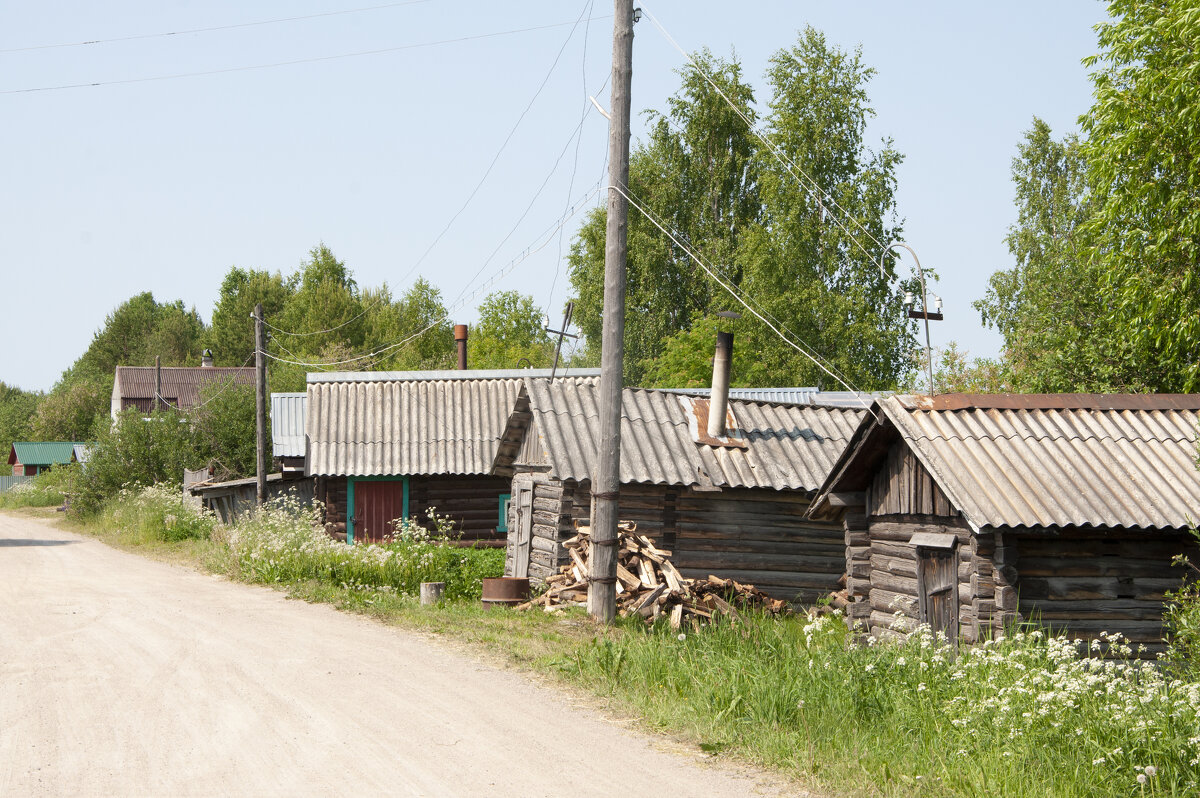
[
  {"x1": 504, "y1": 471, "x2": 581, "y2": 584},
  {"x1": 1013, "y1": 529, "x2": 1200, "y2": 651},
  {"x1": 864, "y1": 517, "x2": 980, "y2": 642},
  {"x1": 676, "y1": 489, "x2": 843, "y2": 604},
  {"x1": 843, "y1": 510, "x2": 871, "y2": 628},
  {"x1": 408, "y1": 474, "x2": 510, "y2": 544},
  {"x1": 319, "y1": 476, "x2": 348, "y2": 542}
]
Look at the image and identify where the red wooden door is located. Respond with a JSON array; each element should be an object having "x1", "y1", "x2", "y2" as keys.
[{"x1": 353, "y1": 480, "x2": 406, "y2": 543}]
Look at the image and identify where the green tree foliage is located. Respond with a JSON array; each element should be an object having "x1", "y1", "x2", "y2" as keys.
[
  {"x1": 570, "y1": 51, "x2": 760, "y2": 384},
  {"x1": 0, "y1": 382, "x2": 41, "y2": 476},
  {"x1": 72, "y1": 409, "x2": 203, "y2": 515},
  {"x1": 974, "y1": 119, "x2": 1113, "y2": 390},
  {"x1": 468, "y1": 291, "x2": 554, "y2": 369},
  {"x1": 35, "y1": 292, "x2": 207, "y2": 439},
  {"x1": 569, "y1": 31, "x2": 915, "y2": 389},
  {"x1": 273, "y1": 244, "x2": 365, "y2": 360},
  {"x1": 1079, "y1": 0, "x2": 1200, "y2": 391},
  {"x1": 362, "y1": 279, "x2": 454, "y2": 371},
  {"x1": 207, "y1": 267, "x2": 293, "y2": 366},
  {"x1": 191, "y1": 382, "x2": 259, "y2": 481},
  {"x1": 29, "y1": 379, "x2": 105, "y2": 441}
]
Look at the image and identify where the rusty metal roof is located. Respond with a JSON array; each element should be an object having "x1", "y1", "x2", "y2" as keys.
[
  {"x1": 814, "y1": 394, "x2": 1200, "y2": 531},
  {"x1": 306, "y1": 370, "x2": 600, "y2": 477},
  {"x1": 498, "y1": 379, "x2": 863, "y2": 492},
  {"x1": 113, "y1": 366, "x2": 254, "y2": 408},
  {"x1": 270, "y1": 393, "x2": 306, "y2": 458}
]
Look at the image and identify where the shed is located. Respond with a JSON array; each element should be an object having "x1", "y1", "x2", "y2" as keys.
[
  {"x1": 305, "y1": 368, "x2": 601, "y2": 545},
  {"x1": 188, "y1": 472, "x2": 315, "y2": 524},
  {"x1": 271, "y1": 392, "x2": 307, "y2": 474},
  {"x1": 111, "y1": 361, "x2": 254, "y2": 419},
  {"x1": 808, "y1": 394, "x2": 1200, "y2": 651},
  {"x1": 494, "y1": 378, "x2": 863, "y2": 603},
  {"x1": 7, "y1": 442, "x2": 86, "y2": 476}
]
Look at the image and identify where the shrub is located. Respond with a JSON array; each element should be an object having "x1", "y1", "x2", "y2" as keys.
[
  {"x1": 0, "y1": 465, "x2": 78, "y2": 509},
  {"x1": 225, "y1": 498, "x2": 503, "y2": 600},
  {"x1": 1165, "y1": 531, "x2": 1200, "y2": 676},
  {"x1": 101, "y1": 483, "x2": 217, "y2": 543},
  {"x1": 72, "y1": 408, "x2": 205, "y2": 515}
]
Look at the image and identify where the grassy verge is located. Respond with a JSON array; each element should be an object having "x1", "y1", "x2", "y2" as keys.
[
  {"x1": 0, "y1": 466, "x2": 75, "y2": 510},
  {"x1": 27, "y1": 484, "x2": 1200, "y2": 798}
]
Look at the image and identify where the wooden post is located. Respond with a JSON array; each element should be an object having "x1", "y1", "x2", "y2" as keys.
[
  {"x1": 154, "y1": 356, "x2": 162, "y2": 412},
  {"x1": 420, "y1": 582, "x2": 446, "y2": 605},
  {"x1": 254, "y1": 303, "x2": 267, "y2": 505},
  {"x1": 588, "y1": 0, "x2": 634, "y2": 623}
]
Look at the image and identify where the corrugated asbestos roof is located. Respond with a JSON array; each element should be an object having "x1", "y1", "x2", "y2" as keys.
[
  {"x1": 8, "y1": 441, "x2": 85, "y2": 466},
  {"x1": 306, "y1": 370, "x2": 601, "y2": 477},
  {"x1": 658, "y1": 387, "x2": 878, "y2": 408},
  {"x1": 507, "y1": 379, "x2": 863, "y2": 491},
  {"x1": 815, "y1": 394, "x2": 1200, "y2": 531},
  {"x1": 271, "y1": 393, "x2": 306, "y2": 458},
  {"x1": 114, "y1": 366, "x2": 254, "y2": 407}
]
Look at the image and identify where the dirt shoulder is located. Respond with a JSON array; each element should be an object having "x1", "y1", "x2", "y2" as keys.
[{"x1": 0, "y1": 512, "x2": 809, "y2": 797}]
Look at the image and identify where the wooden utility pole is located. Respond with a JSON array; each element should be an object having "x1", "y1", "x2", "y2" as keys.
[
  {"x1": 254, "y1": 303, "x2": 267, "y2": 505},
  {"x1": 588, "y1": 0, "x2": 634, "y2": 623},
  {"x1": 154, "y1": 356, "x2": 163, "y2": 411}
]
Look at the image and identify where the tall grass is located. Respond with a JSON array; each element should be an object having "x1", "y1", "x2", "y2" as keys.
[
  {"x1": 100, "y1": 483, "x2": 217, "y2": 544},
  {"x1": 0, "y1": 466, "x2": 76, "y2": 509},
  {"x1": 222, "y1": 494, "x2": 503, "y2": 600},
  {"x1": 564, "y1": 612, "x2": 1200, "y2": 797}
]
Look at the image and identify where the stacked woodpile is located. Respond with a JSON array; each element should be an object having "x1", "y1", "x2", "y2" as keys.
[{"x1": 516, "y1": 522, "x2": 790, "y2": 627}]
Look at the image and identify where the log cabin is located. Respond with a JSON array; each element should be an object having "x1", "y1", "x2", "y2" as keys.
[
  {"x1": 494, "y1": 377, "x2": 864, "y2": 603},
  {"x1": 304, "y1": 368, "x2": 599, "y2": 545},
  {"x1": 807, "y1": 394, "x2": 1200, "y2": 653}
]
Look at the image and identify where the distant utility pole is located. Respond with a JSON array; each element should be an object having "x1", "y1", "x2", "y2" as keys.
[
  {"x1": 254, "y1": 303, "x2": 267, "y2": 505},
  {"x1": 588, "y1": 0, "x2": 635, "y2": 623},
  {"x1": 154, "y1": 356, "x2": 163, "y2": 412}
]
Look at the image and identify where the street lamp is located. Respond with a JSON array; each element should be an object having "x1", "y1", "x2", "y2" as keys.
[{"x1": 880, "y1": 241, "x2": 942, "y2": 396}]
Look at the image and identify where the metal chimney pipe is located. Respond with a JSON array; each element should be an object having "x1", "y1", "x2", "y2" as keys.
[
  {"x1": 201, "y1": 348, "x2": 214, "y2": 368},
  {"x1": 708, "y1": 331, "x2": 733, "y2": 439},
  {"x1": 454, "y1": 324, "x2": 469, "y2": 370}
]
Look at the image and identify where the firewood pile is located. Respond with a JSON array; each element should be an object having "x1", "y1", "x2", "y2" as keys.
[{"x1": 516, "y1": 521, "x2": 791, "y2": 627}]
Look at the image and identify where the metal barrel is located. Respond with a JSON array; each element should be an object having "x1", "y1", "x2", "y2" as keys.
[{"x1": 480, "y1": 577, "x2": 531, "y2": 610}]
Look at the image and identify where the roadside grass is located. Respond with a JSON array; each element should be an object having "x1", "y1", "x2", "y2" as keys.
[
  {"x1": 0, "y1": 466, "x2": 75, "y2": 509},
  {"x1": 26, "y1": 483, "x2": 1200, "y2": 798}
]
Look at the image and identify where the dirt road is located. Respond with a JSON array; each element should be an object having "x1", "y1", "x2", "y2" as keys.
[{"x1": 0, "y1": 513, "x2": 801, "y2": 797}]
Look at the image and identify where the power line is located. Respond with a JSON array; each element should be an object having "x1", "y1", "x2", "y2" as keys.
[
  {"x1": 1, "y1": 16, "x2": 611, "y2": 95},
  {"x1": 262, "y1": 184, "x2": 602, "y2": 369},
  {"x1": 611, "y1": 183, "x2": 878, "y2": 418},
  {"x1": 395, "y1": 0, "x2": 596, "y2": 289},
  {"x1": 0, "y1": 1, "x2": 431, "y2": 54},
  {"x1": 638, "y1": 4, "x2": 889, "y2": 269}
]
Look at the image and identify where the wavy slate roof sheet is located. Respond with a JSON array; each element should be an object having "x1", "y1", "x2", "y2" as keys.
[
  {"x1": 512, "y1": 379, "x2": 863, "y2": 491},
  {"x1": 306, "y1": 370, "x2": 600, "y2": 477},
  {"x1": 271, "y1": 393, "x2": 307, "y2": 458},
  {"x1": 816, "y1": 394, "x2": 1200, "y2": 531}
]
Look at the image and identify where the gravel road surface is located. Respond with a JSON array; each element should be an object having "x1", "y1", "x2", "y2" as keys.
[{"x1": 0, "y1": 512, "x2": 802, "y2": 797}]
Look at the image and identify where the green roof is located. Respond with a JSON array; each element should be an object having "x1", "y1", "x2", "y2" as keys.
[{"x1": 8, "y1": 441, "x2": 87, "y2": 467}]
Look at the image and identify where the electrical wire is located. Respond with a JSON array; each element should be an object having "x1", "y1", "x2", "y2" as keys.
[
  {"x1": 638, "y1": 4, "x2": 890, "y2": 271},
  {"x1": 261, "y1": 183, "x2": 602, "y2": 369},
  {"x1": 152, "y1": 353, "x2": 257, "y2": 413},
  {"x1": 395, "y1": 0, "x2": 595, "y2": 289},
  {"x1": 1, "y1": 16, "x2": 612, "y2": 95},
  {"x1": 610, "y1": 183, "x2": 879, "y2": 418},
  {"x1": 544, "y1": 0, "x2": 598, "y2": 320},
  {"x1": 0, "y1": 1, "x2": 431, "y2": 54}
]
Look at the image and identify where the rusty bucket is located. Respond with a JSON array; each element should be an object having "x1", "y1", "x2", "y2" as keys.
[{"x1": 481, "y1": 577, "x2": 530, "y2": 610}]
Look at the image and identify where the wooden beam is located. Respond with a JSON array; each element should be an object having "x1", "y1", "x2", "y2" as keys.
[{"x1": 827, "y1": 491, "x2": 866, "y2": 508}]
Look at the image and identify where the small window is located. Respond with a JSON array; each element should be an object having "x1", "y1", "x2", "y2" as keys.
[{"x1": 498, "y1": 494, "x2": 511, "y2": 532}]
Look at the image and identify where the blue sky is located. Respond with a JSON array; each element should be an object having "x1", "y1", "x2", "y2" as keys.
[{"x1": 1, "y1": 1, "x2": 1105, "y2": 392}]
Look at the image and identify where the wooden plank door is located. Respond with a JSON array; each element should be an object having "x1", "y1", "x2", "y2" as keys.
[
  {"x1": 512, "y1": 485, "x2": 534, "y2": 578},
  {"x1": 917, "y1": 547, "x2": 959, "y2": 644},
  {"x1": 353, "y1": 480, "x2": 406, "y2": 544}
]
